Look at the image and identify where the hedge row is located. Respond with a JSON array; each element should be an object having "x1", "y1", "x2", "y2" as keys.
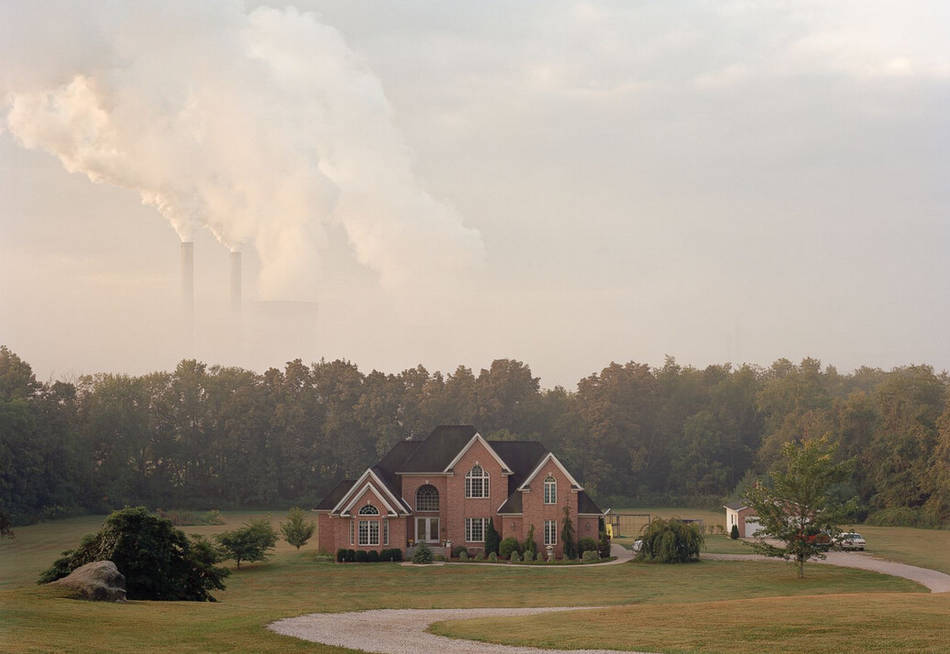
[{"x1": 336, "y1": 548, "x2": 403, "y2": 562}]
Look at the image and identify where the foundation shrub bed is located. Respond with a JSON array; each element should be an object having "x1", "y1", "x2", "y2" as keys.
[
  {"x1": 577, "y1": 537, "x2": 598, "y2": 556},
  {"x1": 499, "y1": 537, "x2": 522, "y2": 559}
]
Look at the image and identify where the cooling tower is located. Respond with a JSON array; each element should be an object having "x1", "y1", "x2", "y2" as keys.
[
  {"x1": 180, "y1": 241, "x2": 194, "y2": 319},
  {"x1": 230, "y1": 251, "x2": 242, "y2": 311}
]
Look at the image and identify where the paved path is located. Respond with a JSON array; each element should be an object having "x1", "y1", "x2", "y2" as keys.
[
  {"x1": 703, "y1": 551, "x2": 950, "y2": 592},
  {"x1": 269, "y1": 606, "x2": 657, "y2": 654}
]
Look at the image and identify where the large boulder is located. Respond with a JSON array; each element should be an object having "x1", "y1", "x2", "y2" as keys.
[{"x1": 51, "y1": 560, "x2": 127, "y2": 602}]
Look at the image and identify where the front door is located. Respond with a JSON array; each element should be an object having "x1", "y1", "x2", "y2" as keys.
[{"x1": 415, "y1": 517, "x2": 440, "y2": 543}]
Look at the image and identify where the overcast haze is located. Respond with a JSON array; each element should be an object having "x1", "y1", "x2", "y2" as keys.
[{"x1": 2, "y1": 0, "x2": 949, "y2": 388}]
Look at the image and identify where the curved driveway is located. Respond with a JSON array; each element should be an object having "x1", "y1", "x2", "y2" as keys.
[
  {"x1": 703, "y1": 550, "x2": 950, "y2": 592},
  {"x1": 269, "y1": 544, "x2": 947, "y2": 653}
]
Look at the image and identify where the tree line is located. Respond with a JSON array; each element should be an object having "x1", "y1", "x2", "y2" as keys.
[{"x1": 1, "y1": 346, "x2": 948, "y2": 527}]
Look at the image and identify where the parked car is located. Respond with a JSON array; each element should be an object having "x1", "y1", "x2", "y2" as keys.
[
  {"x1": 835, "y1": 532, "x2": 866, "y2": 551},
  {"x1": 632, "y1": 539, "x2": 643, "y2": 553}
]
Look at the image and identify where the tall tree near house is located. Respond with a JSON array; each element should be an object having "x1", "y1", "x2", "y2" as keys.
[
  {"x1": 561, "y1": 506, "x2": 577, "y2": 559},
  {"x1": 484, "y1": 518, "x2": 500, "y2": 555},
  {"x1": 745, "y1": 435, "x2": 856, "y2": 578},
  {"x1": 280, "y1": 507, "x2": 315, "y2": 550}
]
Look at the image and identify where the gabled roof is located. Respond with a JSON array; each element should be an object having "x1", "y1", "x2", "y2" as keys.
[
  {"x1": 488, "y1": 441, "x2": 547, "y2": 491},
  {"x1": 329, "y1": 468, "x2": 410, "y2": 516},
  {"x1": 338, "y1": 482, "x2": 401, "y2": 516},
  {"x1": 315, "y1": 479, "x2": 354, "y2": 511},
  {"x1": 517, "y1": 452, "x2": 583, "y2": 491},
  {"x1": 724, "y1": 502, "x2": 749, "y2": 511},
  {"x1": 497, "y1": 492, "x2": 522, "y2": 514},
  {"x1": 443, "y1": 432, "x2": 512, "y2": 474},
  {"x1": 577, "y1": 491, "x2": 602, "y2": 515},
  {"x1": 396, "y1": 425, "x2": 478, "y2": 472}
]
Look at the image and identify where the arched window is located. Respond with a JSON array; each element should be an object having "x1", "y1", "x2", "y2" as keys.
[
  {"x1": 358, "y1": 504, "x2": 379, "y2": 515},
  {"x1": 465, "y1": 464, "x2": 489, "y2": 498},
  {"x1": 416, "y1": 484, "x2": 440, "y2": 512},
  {"x1": 357, "y1": 504, "x2": 380, "y2": 545},
  {"x1": 544, "y1": 475, "x2": 557, "y2": 504}
]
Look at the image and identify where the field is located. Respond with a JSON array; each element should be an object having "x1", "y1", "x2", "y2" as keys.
[{"x1": 0, "y1": 511, "x2": 945, "y2": 653}]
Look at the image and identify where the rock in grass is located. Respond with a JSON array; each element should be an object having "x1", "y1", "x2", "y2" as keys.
[{"x1": 51, "y1": 561, "x2": 127, "y2": 602}]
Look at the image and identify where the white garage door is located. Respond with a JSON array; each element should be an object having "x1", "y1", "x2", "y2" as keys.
[{"x1": 744, "y1": 517, "x2": 765, "y2": 538}]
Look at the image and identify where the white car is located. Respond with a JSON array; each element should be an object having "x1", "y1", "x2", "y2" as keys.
[{"x1": 836, "y1": 532, "x2": 866, "y2": 551}]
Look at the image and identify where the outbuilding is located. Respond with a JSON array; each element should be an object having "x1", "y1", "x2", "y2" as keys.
[{"x1": 723, "y1": 503, "x2": 763, "y2": 538}]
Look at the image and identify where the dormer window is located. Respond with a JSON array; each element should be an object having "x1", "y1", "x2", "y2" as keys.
[
  {"x1": 544, "y1": 475, "x2": 557, "y2": 504},
  {"x1": 465, "y1": 464, "x2": 489, "y2": 498}
]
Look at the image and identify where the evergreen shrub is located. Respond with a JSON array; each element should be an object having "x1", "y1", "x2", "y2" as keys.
[{"x1": 498, "y1": 537, "x2": 521, "y2": 559}]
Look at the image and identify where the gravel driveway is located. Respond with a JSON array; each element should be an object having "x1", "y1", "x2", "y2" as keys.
[
  {"x1": 703, "y1": 551, "x2": 950, "y2": 592},
  {"x1": 269, "y1": 606, "x2": 657, "y2": 654}
]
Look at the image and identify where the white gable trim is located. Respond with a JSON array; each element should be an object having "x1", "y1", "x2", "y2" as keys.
[
  {"x1": 443, "y1": 432, "x2": 512, "y2": 474},
  {"x1": 518, "y1": 453, "x2": 583, "y2": 491},
  {"x1": 330, "y1": 468, "x2": 408, "y2": 515},
  {"x1": 339, "y1": 482, "x2": 400, "y2": 517}
]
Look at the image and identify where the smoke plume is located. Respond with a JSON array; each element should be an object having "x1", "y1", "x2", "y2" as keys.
[{"x1": 1, "y1": 2, "x2": 484, "y2": 297}]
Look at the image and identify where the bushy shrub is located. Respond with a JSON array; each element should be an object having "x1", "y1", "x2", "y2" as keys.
[
  {"x1": 636, "y1": 518, "x2": 704, "y2": 563},
  {"x1": 355, "y1": 550, "x2": 369, "y2": 563},
  {"x1": 509, "y1": 550, "x2": 521, "y2": 562},
  {"x1": 597, "y1": 532, "x2": 611, "y2": 559},
  {"x1": 582, "y1": 550, "x2": 600, "y2": 562},
  {"x1": 435, "y1": 554, "x2": 447, "y2": 561},
  {"x1": 336, "y1": 548, "x2": 348, "y2": 562},
  {"x1": 451, "y1": 544, "x2": 469, "y2": 558},
  {"x1": 523, "y1": 524, "x2": 537, "y2": 555},
  {"x1": 485, "y1": 519, "x2": 500, "y2": 555},
  {"x1": 379, "y1": 548, "x2": 403, "y2": 562},
  {"x1": 577, "y1": 537, "x2": 598, "y2": 555},
  {"x1": 488, "y1": 551, "x2": 498, "y2": 562},
  {"x1": 474, "y1": 551, "x2": 485, "y2": 561},
  {"x1": 522, "y1": 549, "x2": 534, "y2": 562},
  {"x1": 280, "y1": 507, "x2": 316, "y2": 550},
  {"x1": 412, "y1": 542, "x2": 433, "y2": 564},
  {"x1": 38, "y1": 507, "x2": 228, "y2": 601},
  {"x1": 730, "y1": 524, "x2": 740, "y2": 539},
  {"x1": 345, "y1": 549, "x2": 356, "y2": 562},
  {"x1": 499, "y1": 537, "x2": 522, "y2": 559},
  {"x1": 459, "y1": 550, "x2": 469, "y2": 561},
  {"x1": 367, "y1": 550, "x2": 380, "y2": 563}
]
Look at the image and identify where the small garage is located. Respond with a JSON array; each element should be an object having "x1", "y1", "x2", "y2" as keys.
[{"x1": 723, "y1": 503, "x2": 762, "y2": 538}]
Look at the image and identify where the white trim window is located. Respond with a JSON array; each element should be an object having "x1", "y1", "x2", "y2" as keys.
[
  {"x1": 465, "y1": 465, "x2": 489, "y2": 498},
  {"x1": 349, "y1": 520, "x2": 354, "y2": 545},
  {"x1": 359, "y1": 504, "x2": 379, "y2": 516},
  {"x1": 416, "y1": 484, "x2": 440, "y2": 511},
  {"x1": 465, "y1": 517, "x2": 488, "y2": 542},
  {"x1": 358, "y1": 504, "x2": 380, "y2": 546},
  {"x1": 544, "y1": 519, "x2": 557, "y2": 546},
  {"x1": 383, "y1": 518, "x2": 389, "y2": 545},
  {"x1": 543, "y1": 475, "x2": 557, "y2": 504}
]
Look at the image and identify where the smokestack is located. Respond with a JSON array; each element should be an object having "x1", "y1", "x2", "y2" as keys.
[
  {"x1": 180, "y1": 241, "x2": 194, "y2": 320},
  {"x1": 230, "y1": 251, "x2": 242, "y2": 311}
]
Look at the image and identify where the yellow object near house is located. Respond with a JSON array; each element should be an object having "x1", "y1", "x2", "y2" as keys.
[{"x1": 606, "y1": 523, "x2": 613, "y2": 539}]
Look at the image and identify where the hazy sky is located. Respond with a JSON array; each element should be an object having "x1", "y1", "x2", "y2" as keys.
[{"x1": 2, "y1": 1, "x2": 949, "y2": 388}]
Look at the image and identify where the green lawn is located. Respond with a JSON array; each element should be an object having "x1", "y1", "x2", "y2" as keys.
[
  {"x1": 0, "y1": 511, "x2": 941, "y2": 653},
  {"x1": 431, "y1": 593, "x2": 950, "y2": 654}
]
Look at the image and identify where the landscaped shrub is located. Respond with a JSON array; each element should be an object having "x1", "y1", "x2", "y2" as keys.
[
  {"x1": 367, "y1": 550, "x2": 380, "y2": 563},
  {"x1": 582, "y1": 550, "x2": 600, "y2": 562},
  {"x1": 523, "y1": 524, "x2": 537, "y2": 556},
  {"x1": 412, "y1": 541, "x2": 433, "y2": 564},
  {"x1": 577, "y1": 537, "x2": 598, "y2": 555},
  {"x1": 498, "y1": 537, "x2": 521, "y2": 559},
  {"x1": 451, "y1": 544, "x2": 469, "y2": 559},
  {"x1": 488, "y1": 551, "x2": 498, "y2": 562},
  {"x1": 730, "y1": 524, "x2": 740, "y2": 539},
  {"x1": 345, "y1": 549, "x2": 356, "y2": 562},
  {"x1": 379, "y1": 548, "x2": 403, "y2": 562},
  {"x1": 561, "y1": 507, "x2": 577, "y2": 559},
  {"x1": 336, "y1": 548, "x2": 348, "y2": 562},
  {"x1": 636, "y1": 518, "x2": 704, "y2": 563},
  {"x1": 597, "y1": 532, "x2": 611, "y2": 559},
  {"x1": 485, "y1": 519, "x2": 501, "y2": 555},
  {"x1": 435, "y1": 554, "x2": 447, "y2": 561},
  {"x1": 509, "y1": 550, "x2": 521, "y2": 562},
  {"x1": 474, "y1": 551, "x2": 484, "y2": 561},
  {"x1": 522, "y1": 549, "x2": 534, "y2": 562},
  {"x1": 355, "y1": 550, "x2": 369, "y2": 563},
  {"x1": 458, "y1": 550, "x2": 469, "y2": 561}
]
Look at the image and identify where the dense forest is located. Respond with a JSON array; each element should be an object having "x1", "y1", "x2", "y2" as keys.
[{"x1": 1, "y1": 346, "x2": 948, "y2": 527}]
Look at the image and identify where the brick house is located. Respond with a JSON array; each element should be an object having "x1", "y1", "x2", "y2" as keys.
[{"x1": 315, "y1": 425, "x2": 602, "y2": 558}]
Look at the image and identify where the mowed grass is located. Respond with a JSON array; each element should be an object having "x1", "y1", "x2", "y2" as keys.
[
  {"x1": 431, "y1": 593, "x2": 950, "y2": 654},
  {"x1": 0, "y1": 511, "x2": 938, "y2": 653}
]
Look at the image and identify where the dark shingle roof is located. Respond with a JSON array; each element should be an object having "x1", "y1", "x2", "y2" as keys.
[
  {"x1": 487, "y1": 441, "x2": 547, "y2": 492},
  {"x1": 577, "y1": 491, "x2": 602, "y2": 514},
  {"x1": 397, "y1": 425, "x2": 477, "y2": 472},
  {"x1": 723, "y1": 502, "x2": 748, "y2": 511},
  {"x1": 497, "y1": 492, "x2": 522, "y2": 514},
  {"x1": 315, "y1": 479, "x2": 355, "y2": 510}
]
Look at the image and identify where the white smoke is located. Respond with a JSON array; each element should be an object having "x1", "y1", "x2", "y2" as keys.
[{"x1": 1, "y1": 2, "x2": 484, "y2": 297}]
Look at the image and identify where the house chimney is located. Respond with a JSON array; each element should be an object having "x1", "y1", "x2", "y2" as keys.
[{"x1": 230, "y1": 251, "x2": 242, "y2": 311}]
